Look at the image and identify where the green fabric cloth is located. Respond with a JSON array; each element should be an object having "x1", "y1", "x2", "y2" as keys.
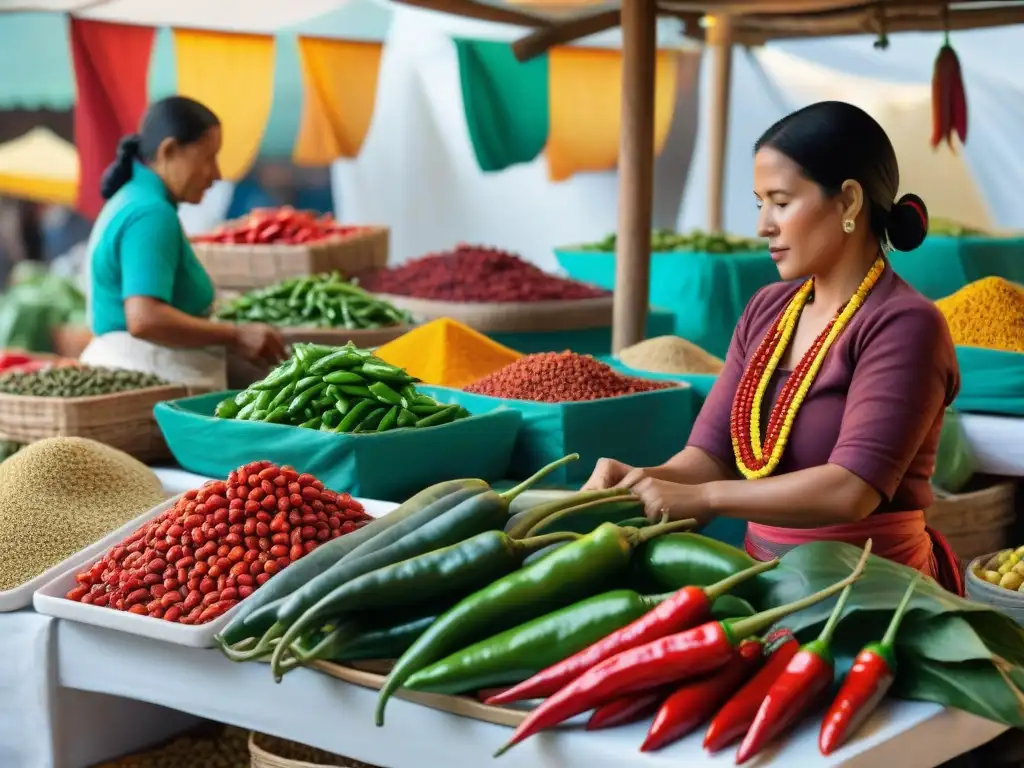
[
  {"x1": 454, "y1": 39, "x2": 548, "y2": 173},
  {"x1": 418, "y1": 383, "x2": 697, "y2": 486},
  {"x1": 558, "y1": 236, "x2": 1024, "y2": 359},
  {"x1": 491, "y1": 309, "x2": 674, "y2": 356},
  {"x1": 154, "y1": 392, "x2": 522, "y2": 502},
  {"x1": 953, "y1": 346, "x2": 1024, "y2": 417}
]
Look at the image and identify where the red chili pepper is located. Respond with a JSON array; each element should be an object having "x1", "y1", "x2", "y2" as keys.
[
  {"x1": 642, "y1": 637, "x2": 764, "y2": 752},
  {"x1": 487, "y1": 558, "x2": 779, "y2": 707},
  {"x1": 736, "y1": 579, "x2": 859, "y2": 765},
  {"x1": 703, "y1": 629, "x2": 800, "y2": 752},
  {"x1": 819, "y1": 573, "x2": 920, "y2": 756},
  {"x1": 586, "y1": 685, "x2": 671, "y2": 731},
  {"x1": 494, "y1": 542, "x2": 871, "y2": 758}
]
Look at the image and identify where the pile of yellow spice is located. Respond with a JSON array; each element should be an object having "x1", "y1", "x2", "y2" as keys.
[{"x1": 936, "y1": 277, "x2": 1024, "y2": 353}]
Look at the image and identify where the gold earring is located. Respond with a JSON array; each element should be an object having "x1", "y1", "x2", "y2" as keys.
[{"x1": 842, "y1": 219, "x2": 855, "y2": 234}]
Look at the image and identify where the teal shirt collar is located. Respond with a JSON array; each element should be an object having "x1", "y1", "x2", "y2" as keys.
[{"x1": 130, "y1": 160, "x2": 175, "y2": 205}]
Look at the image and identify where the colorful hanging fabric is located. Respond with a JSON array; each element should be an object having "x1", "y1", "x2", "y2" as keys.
[
  {"x1": 453, "y1": 39, "x2": 549, "y2": 172},
  {"x1": 293, "y1": 37, "x2": 383, "y2": 165},
  {"x1": 70, "y1": 19, "x2": 155, "y2": 218},
  {"x1": 546, "y1": 47, "x2": 679, "y2": 182},
  {"x1": 173, "y1": 29, "x2": 275, "y2": 182}
]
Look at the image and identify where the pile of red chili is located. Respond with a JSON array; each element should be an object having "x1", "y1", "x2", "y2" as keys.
[
  {"x1": 358, "y1": 245, "x2": 608, "y2": 302},
  {"x1": 65, "y1": 461, "x2": 372, "y2": 625},
  {"x1": 464, "y1": 352, "x2": 674, "y2": 402},
  {"x1": 192, "y1": 208, "x2": 365, "y2": 246}
]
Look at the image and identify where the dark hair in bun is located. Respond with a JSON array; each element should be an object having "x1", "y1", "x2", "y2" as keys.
[
  {"x1": 99, "y1": 96, "x2": 220, "y2": 201},
  {"x1": 755, "y1": 100, "x2": 929, "y2": 252}
]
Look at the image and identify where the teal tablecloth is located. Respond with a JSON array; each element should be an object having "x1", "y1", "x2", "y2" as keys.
[
  {"x1": 953, "y1": 346, "x2": 1024, "y2": 417},
  {"x1": 491, "y1": 308, "x2": 674, "y2": 355},
  {"x1": 558, "y1": 236, "x2": 1024, "y2": 359}
]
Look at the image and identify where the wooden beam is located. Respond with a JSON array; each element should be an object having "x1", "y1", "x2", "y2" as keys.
[
  {"x1": 611, "y1": 0, "x2": 658, "y2": 353},
  {"x1": 512, "y1": 9, "x2": 621, "y2": 62},
  {"x1": 706, "y1": 13, "x2": 734, "y2": 234},
  {"x1": 390, "y1": 0, "x2": 552, "y2": 28}
]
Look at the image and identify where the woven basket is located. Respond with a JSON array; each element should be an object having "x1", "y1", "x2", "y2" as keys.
[
  {"x1": 0, "y1": 384, "x2": 186, "y2": 461},
  {"x1": 249, "y1": 732, "x2": 382, "y2": 768},
  {"x1": 925, "y1": 480, "x2": 1017, "y2": 564},
  {"x1": 194, "y1": 227, "x2": 390, "y2": 291}
]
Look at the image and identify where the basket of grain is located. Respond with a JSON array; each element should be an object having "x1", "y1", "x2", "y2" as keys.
[
  {"x1": 925, "y1": 479, "x2": 1016, "y2": 564},
  {"x1": 0, "y1": 366, "x2": 186, "y2": 462},
  {"x1": 249, "y1": 733, "x2": 382, "y2": 768}
]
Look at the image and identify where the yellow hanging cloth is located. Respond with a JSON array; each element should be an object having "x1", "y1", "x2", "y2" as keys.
[
  {"x1": 375, "y1": 318, "x2": 522, "y2": 389},
  {"x1": 173, "y1": 29, "x2": 275, "y2": 182},
  {"x1": 293, "y1": 37, "x2": 383, "y2": 165},
  {"x1": 546, "y1": 47, "x2": 678, "y2": 182}
]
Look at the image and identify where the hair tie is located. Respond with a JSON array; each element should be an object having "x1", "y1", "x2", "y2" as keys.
[{"x1": 901, "y1": 198, "x2": 927, "y2": 230}]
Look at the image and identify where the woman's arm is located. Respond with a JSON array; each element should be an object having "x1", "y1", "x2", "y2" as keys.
[
  {"x1": 647, "y1": 446, "x2": 737, "y2": 485},
  {"x1": 124, "y1": 296, "x2": 237, "y2": 349}
]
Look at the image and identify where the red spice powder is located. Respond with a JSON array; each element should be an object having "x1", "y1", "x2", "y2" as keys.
[
  {"x1": 464, "y1": 352, "x2": 675, "y2": 403},
  {"x1": 359, "y1": 245, "x2": 608, "y2": 302}
]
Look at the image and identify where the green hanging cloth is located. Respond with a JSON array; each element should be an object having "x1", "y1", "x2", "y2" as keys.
[
  {"x1": 953, "y1": 346, "x2": 1024, "y2": 417},
  {"x1": 453, "y1": 38, "x2": 549, "y2": 172}
]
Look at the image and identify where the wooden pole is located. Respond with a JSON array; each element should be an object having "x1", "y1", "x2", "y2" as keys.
[
  {"x1": 611, "y1": 0, "x2": 657, "y2": 354},
  {"x1": 706, "y1": 14, "x2": 734, "y2": 233}
]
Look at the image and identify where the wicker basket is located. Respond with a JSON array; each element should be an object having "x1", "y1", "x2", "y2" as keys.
[
  {"x1": 0, "y1": 384, "x2": 187, "y2": 461},
  {"x1": 925, "y1": 480, "x2": 1017, "y2": 564},
  {"x1": 194, "y1": 228, "x2": 390, "y2": 291},
  {"x1": 249, "y1": 732, "x2": 382, "y2": 768}
]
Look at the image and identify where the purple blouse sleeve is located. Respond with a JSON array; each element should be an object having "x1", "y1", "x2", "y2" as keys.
[{"x1": 829, "y1": 302, "x2": 958, "y2": 501}]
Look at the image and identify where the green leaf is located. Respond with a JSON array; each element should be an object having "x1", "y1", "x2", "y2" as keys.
[
  {"x1": 896, "y1": 656, "x2": 1024, "y2": 729},
  {"x1": 711, "y1": 595, "x2": 755, "y2": 621}
]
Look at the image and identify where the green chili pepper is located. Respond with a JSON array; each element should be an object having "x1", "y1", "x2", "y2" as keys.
[
  {"x1": 268, "y1": 380, "x2": 297, "y2": 410},
  {"x1": 357, "y1": 406, "x2": 387, "y2": 431},
  {"x1": 217, "y1": 477, "x2": 493, "y2": 651},
  {"x1": 397, "y1": 408, "x2": 419, "y2": 427},
  {"x1": 298, "y1": 415, "x2": 322, "y2": 430},
  {"x1": 368, "y1": 381, "x2": 404, "y2": 406},
  {"x1": 504, "y1": 490, "x2": 628, "y2": 539},
  {"x1": 415, "y1": 404, "x2": 465, "y2": 428},
  {"x1": 263, "y1": 454, "x2": 579, "y2": 679},
  {"x1": 233, "y1": 389, "x2": 258, "y2": 407},
  {"x1": 320, "y1": 409, "x2": 341, "y2": 430},
  {"x1": 293, "y1": 375, "x2": 322, "y2": 393},
  {"x1": 360, "y1": 360, "x2": 415, "y2": 383},
  {"x1": 338, "y1": 384, "x2": 373, "y2": 398},
  {"x1": 288, "y1": 383, "x2": 327, "y2": 415},
  {"x1": 253, "y1": 390, "x2": 274, "y2": 412},
  {"x1": 400, "y1": 384, "x2": 418, "y2": 402},
  {"x1": 324, "y1": 384, "x2": 342, "y2": 402},
  {"x1": 412, "y1": 394, "x2": 438, "y2": 407},
  {"x1": 312, "y1": 396, "x2": 335, "y2": 410},
  {"x1": 323, "y1": 370, "x2": 366, "y2": 385},
  {"x1": 325, "y1": 611, "x2": 441, "y2": 662},
  {"x1": 214, "y1": 398, "x2": 240, "y2": 419},
  {"x1": 404, "y1": 589, "x2": 672, "y2": 695},
  {"x1": 636, "y1": 532, "x2": 761, "y2": 602},
  {"x1": 308, "y1": 350, "x2": 362, "y2": 375},
  {"x1": 375, "y1": 519, "x2": 697, "y2": 724},
  {"x1": 236, "y1": 402, "x2": 257, "y2": 420},
  {"x1": 336, "y1": 400, "x2": 376, "y2": 432},
  {"x1": 525, "y1": 495, "x2": 644, "y2": 537},
  {"x1": 334, "y1": 395, "x2": 351, "y2": 415},
  {"x1": 252, "y1": 359, "x2": 298, "y2": 390},
  {"x1": 273, "y1": 529, "x2": 582, "y2": 678},
  {"x1": 377, "y1": 406, "x2": 399, "y2": 432},
  {"x1": 263, "y1": 405, "x2": 290, "y2": 424},
  {"x1": 249, "y1": 409, "x2": 269, "y2": 421},
  {"x1": 410, "y1": 403, "x2": 448, "y2": 417}
]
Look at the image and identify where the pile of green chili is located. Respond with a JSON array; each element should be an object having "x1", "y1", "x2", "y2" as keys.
[
  {"x1": 214, "y1": 342, "x2": 469, "y2": 433},
  {"x1": 215, "y1": 272, "x2": 412, "y2": 329}
]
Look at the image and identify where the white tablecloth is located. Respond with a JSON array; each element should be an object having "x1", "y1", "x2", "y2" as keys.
[
  {"x1": 0, "y1": 610, "x2": 56, "y2": 768},
  {"x1": 962, "y1": 414, "x2": 1024, "y2": 477}
]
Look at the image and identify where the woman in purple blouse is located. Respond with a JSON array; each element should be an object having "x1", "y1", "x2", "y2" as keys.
[{"x1": 584, "y1": 101, "x2": 963, "y2": 594}]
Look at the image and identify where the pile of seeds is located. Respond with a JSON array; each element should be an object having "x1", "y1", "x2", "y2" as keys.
[
  {"x1": 0, "y1": 437, "x2": 165, "y2": 590},
  {"x1": 97, "y1": 723, "x2": 249, "y2": 768},
  {"x1": 464, "y1": 351, "x2": 675, "y2": 403},
  {"x1": 618, "y1": 335, "x2": 724, "y2": 375},
  {"x1": 0, "y1": 365, "x2": 167, "y2": 398}
]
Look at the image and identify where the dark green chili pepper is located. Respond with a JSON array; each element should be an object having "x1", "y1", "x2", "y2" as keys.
[
  {"x1": 293, "y1": 375, "x2": 322, "y2": 393},
  {"x1": 635, "y1": 532, "x2": 760, "y2": 601},
  {"x1": 236, "y1": 402, "x2": 257, "y2": 420},
  {"x1": 217, "y1": 477, "x2": 493, "y2": 652},
  {"x1": 313, "y1": 396, "x2": 335, "y2": 410},
  {"x1": 321, "y1": 409, "x2": 342, "y2": 430},
  {"x1": 525, "y1": 495, "x2": 644, "y2": 537},
  {"x1": 376, "y1": 406, "x2": 399, "y2": 432},
  {"x1": 324, "y1": 384, "x2": 342, "y2": 401},
  {"x1": 249, "y1": 409, "x2": 269, "y2": 421},
  {"x1": 325, "y1": 611, "x2": 441, "y2": 662},
  {"x1": 368, "y1": 381, "x2": 404, "y2": 406},
  {"x1": 410, "y1": 403, "x2": 448, "y2": 417},
  {"x1": 357, "y1": 406, "x2": 387, "y2": 431},
  {"x1": 415, "y1": 405, "x2": 464, "y2": 428},
  {"x1": 252, "y1": 359, "x2": 298, "y2": 390},
  {"x1": 375, "y1": 519, "x2": 695, "y2": 724},
  {"x1": 333, "y1": 395, "x2": 351, "y2": 415},
  {"x1": 505, "y1": 489, "x2": 627, "y2": 539},
  {"x1": 214, "y1": 398, "x2": 240, "y2": 419},
  {"x1": 263, "y1": 405, "x2": 290, "y2": 424},
  {"x1": 397, "y1": 408, "x2": 419, "y2": 428},
  {"x1": 412, "y1": 394, "x2": 438, "y2": 407},
  {"x1": 323, "y1": 370, "x2": 366, "y2": 385},
  {"x1": 298, "y1": 415, "x2": 322, "y2": 430},
  {"x1": 273, "y1": 529, "x2": 581, "y2": 678},
  {"x1": 308, "y1": 350, "x2": 362, "y2": 375},
  {"x1": 404, "y1": 589, "x2": 672, "y2": 695},
  {"x1": 233, "y1": 389, "x2": 258, "y2": 407},
  {"x1": 336, "y1": 400, "x2": 376, "y2": 432},
  {"x1": 400, "y1": 384, "x2": 418, "y2": 402},
  {"x1": 264, "y1": 455, "x2": 579, "y2": 680},
  {"x1": 338, "y1": 384, "x2": 373, "y2": 398},
  {"x1": 268, "y1": 380, "x2": 297, "y2": 410},
  {"x1": 253, "y1": 390, "x2": 274, "y2": 412},
  {"x1": 287, "y1": 383, "x2": 326, "y2": 415},
  {"x1": 360, "y1": 360, "x2": 416, "y2": 383}
]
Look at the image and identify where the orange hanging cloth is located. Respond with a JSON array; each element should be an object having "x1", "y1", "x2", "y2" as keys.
[{"x1": 930, "y1": 35, "x2": 967, "y2": 150}]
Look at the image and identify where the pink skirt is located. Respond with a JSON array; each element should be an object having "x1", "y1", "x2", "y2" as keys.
[{"x1": 745, "y1": 510, "x2": 964, "y2": 596}]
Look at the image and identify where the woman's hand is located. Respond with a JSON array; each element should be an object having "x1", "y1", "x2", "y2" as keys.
[
  {"x1": 581, "y1": 458, "x2": 636, "y2": 491},
  {"x1": 233, "y1": 323, "x2": 287, "y2": 367},
  {"x1": 627, "y1": 477, "x2": 714, "y2": 526}
]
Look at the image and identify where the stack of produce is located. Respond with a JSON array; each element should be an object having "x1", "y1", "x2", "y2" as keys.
[
  {"x1": 971, "y1": 546, "x2": 1024, "y2": 591},
  {"x1": 0, "y1": 365, "x2": 167, "y2": 397},
  {"x1": 64, "y1": 460, "x2": 373, "y2": 624},
  {"x1": 0, "y1": 437, "x2": 165, "y2": 591},
  {"x1": 463, "y1": 351, "x2": 675, "y2": 402},
  {"x1": 0, "y1": 351, "x2": 73, "y2": 375},
  {"x1": 359, "y1": 245, "x2": 608, "y2": 302},
  {"x1": 618, "y1": 335, "x2": 724, "y2": 375},
  {"x1": 192, "y1": 208, "x2": 365, "y2": 246},
  {"x1": 215, "y1": 342, "x2": 470, "y2": 433},
  {"x1": 936, "y1": 277, "x2": 1024, "y2": 353},
  {"x1": 97, "y1": 724, "x2": 249, "y2": 768},
  {"x1": 214, "y1": 272, "x2": 412, "y2": 330},
  {"x1": 578, "y1": 228, "x2": 765, "y2": 254},
  {"x1": 375, "y1": 318, "x2": 521, "y2": 389}
]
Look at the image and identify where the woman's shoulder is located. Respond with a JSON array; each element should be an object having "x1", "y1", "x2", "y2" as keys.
[{"x1": 863, "y1": 269, "x2": 951, "y2": 342}]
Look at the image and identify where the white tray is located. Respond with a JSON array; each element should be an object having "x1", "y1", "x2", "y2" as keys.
[
  {"x1": 33, "y1": 495, "x2": 397, "y2": 648},
  {"x1": 0, "y1": 494, "x2": 180, "y2": 613}
]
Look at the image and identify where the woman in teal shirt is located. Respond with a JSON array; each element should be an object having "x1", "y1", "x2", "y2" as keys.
[{"x1": 82, "y1": 96, "x2": 284, "y2": 390}]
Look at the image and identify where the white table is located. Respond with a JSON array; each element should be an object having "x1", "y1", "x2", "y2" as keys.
[{"x1": 962, "y1": 414, "x2": 1024, "y2": 477}]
